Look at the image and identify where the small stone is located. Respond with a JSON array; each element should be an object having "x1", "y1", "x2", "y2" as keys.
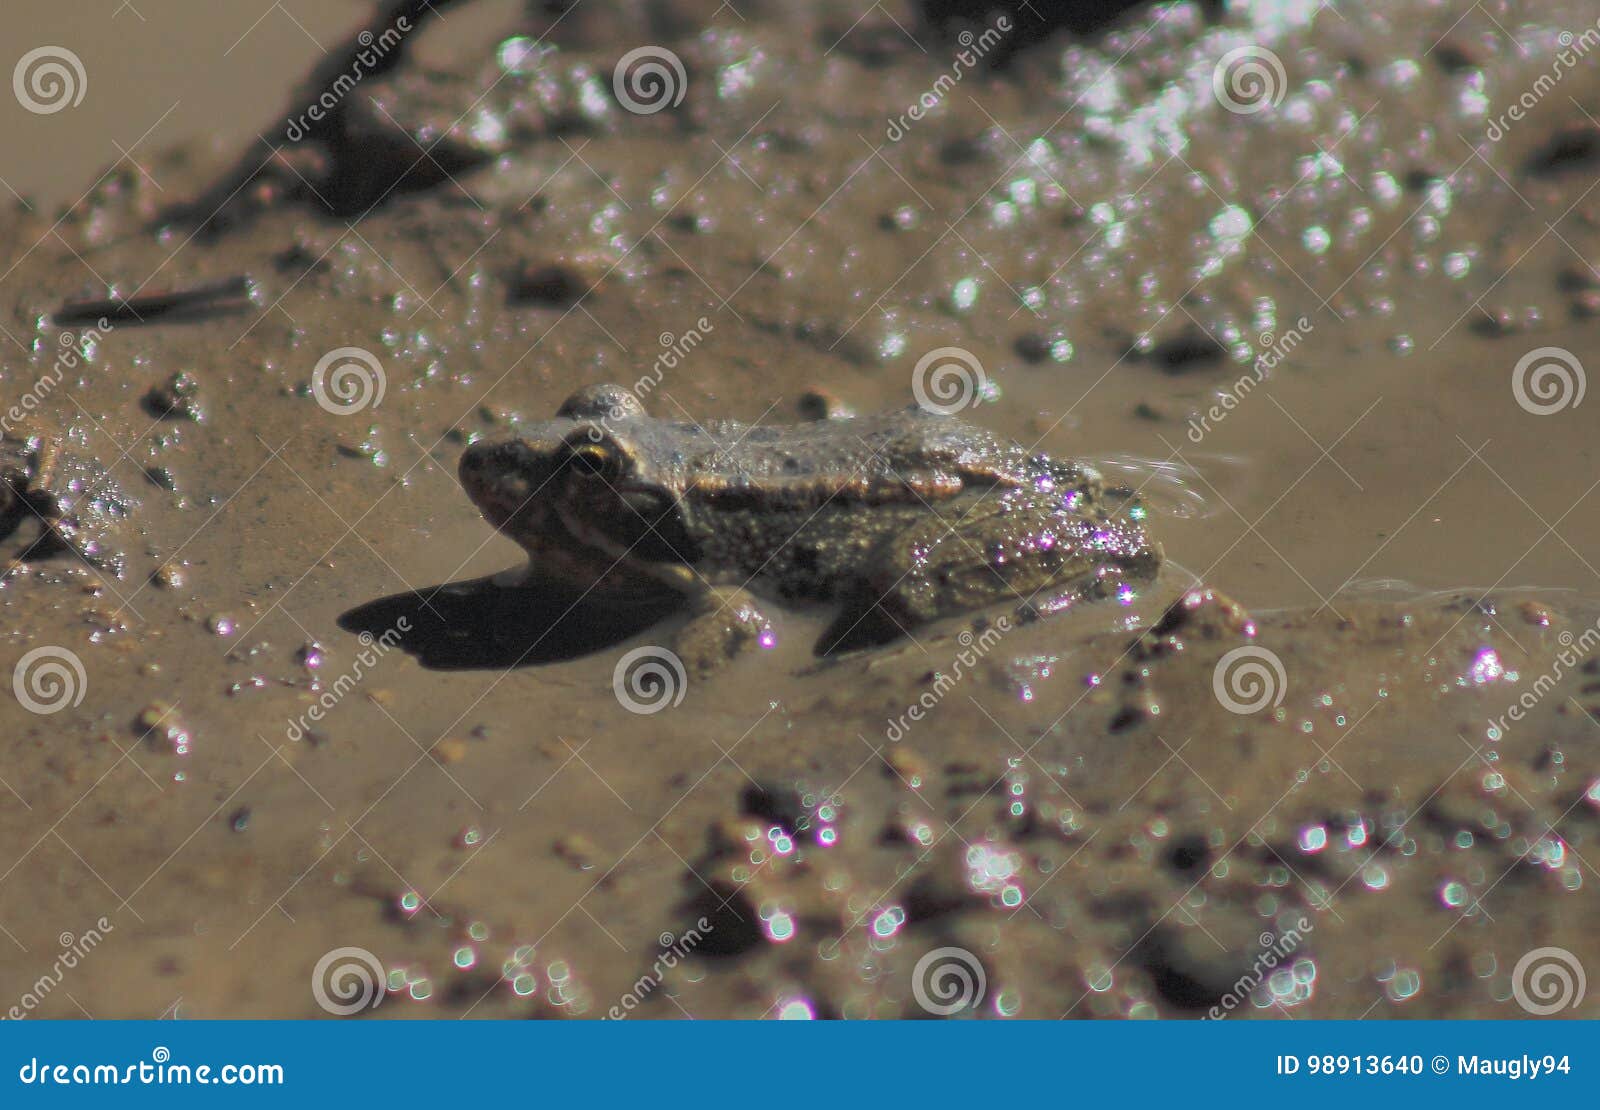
[
  {"x1": 1014, "y1": 332, "x2": 1051, "y2": 364},
  {"x1": 137, "y1": 701, "x2": 191, "y2": 756},
  {"x1": 554, "y1": 834, "x2": 599, "y2": 870},
  {"x1": 506, "y1": 262, "x2": 589, "y2": 307},
  {"x1": 796, "y1": 389, "x2": 852, "y2": 421},
  {"x1": 883, "y1": 747, "x2": 928, "y2": 786},
  {"x1": 143, "y1": 371, "x2": 203, "y2": 421},
  {"x1": 431, "y1": 737, "x2": 469, "y2": 765},
  {"x1": 1519, "y1": 601, "x2": 1553, "y2": 628}
]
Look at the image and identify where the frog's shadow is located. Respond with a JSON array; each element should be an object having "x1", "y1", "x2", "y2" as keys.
[{"x1": 338, "y1": 574, "x2": 680, "y2": 670}]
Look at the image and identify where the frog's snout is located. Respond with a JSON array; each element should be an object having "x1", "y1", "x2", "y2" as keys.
[
  {"x1": 457, "y1": 439, "x2": 494, "y2": 485},
  {"x1": 458, "y1": 438, "x2": 553, "y2": 528}
]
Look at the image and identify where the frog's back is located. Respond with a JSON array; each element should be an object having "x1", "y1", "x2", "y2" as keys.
[{"x1": 662, "y1": 407, "x2": 1038, "y2": 505}]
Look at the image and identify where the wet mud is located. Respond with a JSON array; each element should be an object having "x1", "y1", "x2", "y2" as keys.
[{"x1": 1, "y1": 0, "x2": 1599, "y2": 1018}]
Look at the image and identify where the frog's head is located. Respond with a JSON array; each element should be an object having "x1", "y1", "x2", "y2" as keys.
[{"x1": 458, "y1": 384, "x2": 697, "y2": 572}]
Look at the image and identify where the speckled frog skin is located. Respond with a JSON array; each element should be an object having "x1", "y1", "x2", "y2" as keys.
[{"x1": 459, "y1": 384, "x2": 1161, "y2": 667}]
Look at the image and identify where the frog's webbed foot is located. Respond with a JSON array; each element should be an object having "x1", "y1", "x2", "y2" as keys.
[{"x1": 671, "y1": 585, "x2": 772, "y2": 675}]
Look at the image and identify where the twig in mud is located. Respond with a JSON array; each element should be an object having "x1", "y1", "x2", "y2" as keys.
[{"x1": 52, "y1": 276, "x2": 256, "y2": 327}]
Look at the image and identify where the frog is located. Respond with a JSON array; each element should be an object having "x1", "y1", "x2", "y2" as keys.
[{"x1": 458, "y1": 383, "x2": 1161, "y2": 672}]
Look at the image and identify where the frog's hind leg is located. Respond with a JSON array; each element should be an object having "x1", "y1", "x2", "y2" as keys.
[{"x1": 817, "y1": 487, "x2": 1161, "y2": 654}]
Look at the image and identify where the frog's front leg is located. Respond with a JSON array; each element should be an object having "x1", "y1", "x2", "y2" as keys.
[
  {"x1": 671, "y1": 582, "x2": 772, "y2": 675},
  {"x1": 838, "y1": 483, "x2": 1162, "y2": 644}
]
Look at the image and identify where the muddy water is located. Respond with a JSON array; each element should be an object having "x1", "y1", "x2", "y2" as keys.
[{"x1": 1, "y1": 0, "x2": 1599, "y2": 1019}]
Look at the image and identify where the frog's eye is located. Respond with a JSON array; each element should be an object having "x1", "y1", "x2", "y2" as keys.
[{"x1": 568, "y1": 441, "x2": 624, "y2": 483}]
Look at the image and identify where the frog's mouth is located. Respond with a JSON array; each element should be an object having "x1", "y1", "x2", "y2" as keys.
[{"x1": 551, "y1": 489, "x2": 702, "y2": 595}]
